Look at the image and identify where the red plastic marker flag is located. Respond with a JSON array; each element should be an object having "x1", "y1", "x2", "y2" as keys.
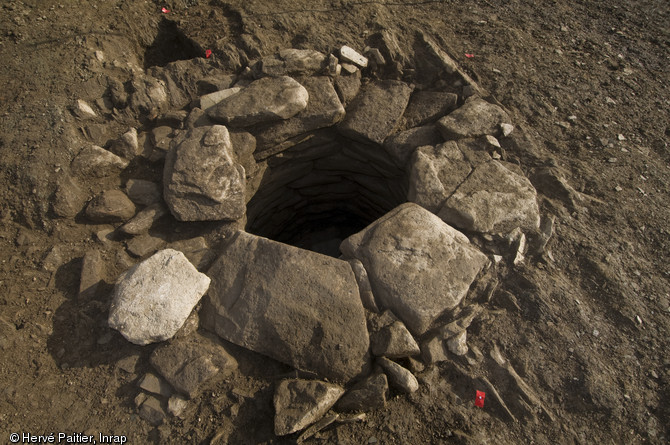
[
  {"x1": 465, "y1": 53, "x2": 475, "y2": 59},
  {"x1": 161, "y1": 7, "x2": 170, "y2": 13},
  {"x1": 475, "y1": 390, "x2": 486, "y2": 408},
  {"x1": 205, "y1": 49, "x2": 212, "y2": 59}
]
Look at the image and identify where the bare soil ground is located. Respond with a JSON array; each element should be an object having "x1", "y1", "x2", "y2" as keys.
[{"x1": 0, "y1": 0, "x2": 669, "y2": 443}]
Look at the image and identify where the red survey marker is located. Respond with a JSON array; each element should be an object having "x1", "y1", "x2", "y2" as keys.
[{"x1": 475, "y1": 390, "x2": 486, "y2": 408}]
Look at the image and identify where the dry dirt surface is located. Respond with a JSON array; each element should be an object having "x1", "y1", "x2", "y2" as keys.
[{"x1": 1, "y1": 0, "x2": 669, "y2": 444}]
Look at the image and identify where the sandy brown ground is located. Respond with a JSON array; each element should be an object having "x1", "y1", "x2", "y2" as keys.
[{"x1": 0, "y1": 0, "x2": 669, "y2": 443}]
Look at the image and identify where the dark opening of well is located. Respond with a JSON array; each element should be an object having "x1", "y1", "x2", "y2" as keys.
[{"x1": 245, "y1": 135, "x2": 408, "y2": 257}]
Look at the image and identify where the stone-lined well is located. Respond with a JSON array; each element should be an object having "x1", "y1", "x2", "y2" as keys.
[{"x1": 64, "y1": 33, "x2": 550, "y2": 434}]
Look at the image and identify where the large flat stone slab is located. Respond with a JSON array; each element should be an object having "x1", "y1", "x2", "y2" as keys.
[
  {"x1": 206, "y1": 231, "x2": 370, "y2": 382},
  {"x1": 338, "y1": 80, "x2": 412, "y2": 145},
  {"x1": 408, "y1": 141, "x2": 472, "y2": 213},
  {"x1": 255, "y1": 77, "x2": 345, "y2": 153},
  {"x1": 437, "y1": 96, "x2": 512, "y2": 139},
  {"x1": 254, "y1": 49, "x2": 327, "y2": 77},
  {"x1": 340, "y1": 203, "x2": 489, "y2": 335},
  {"x1": 207, "y1": 76, "x2": 309, "y2": 127},
  {"x1": 108, "y1": 249, "x2": 211, "y2": 345},
  {"x1": 437, "y1": 160, "x2": 540, "y2": 234},
  {"x1": 163, "y1": 125, "x2": 246, "y2": 222}
]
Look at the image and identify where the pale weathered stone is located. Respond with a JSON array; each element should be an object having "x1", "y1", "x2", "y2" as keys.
[
  {"x1": 338, "y1": 80, "x2": 412, "y2": 145},
  {"x1": 335, "y1": 373, "x2": 388, "y2": 412},
  {"x1": 79, "y1": 249, "x2": 104, "y2": 301},
  {"x1": 71, "y1": 145, "x2": 129, "y2": 178},
  {"x1": 150, "y1": 333, "x2": 237, "y2": 398},
  {"x1": 85, "y1": 190, "x2": 136, "y2": 223},
  {"x1": 125, "y1": 179, "x2": 162, "y2": 206},
  {"x1": 255, "y1": 77, "x2": 345, "y2": 152},
  {"x1": 446, "y1": 330, "x2": 468, "y2": 356},
  {"x1": 437, "y1": 160, "x2": 540, "y2": 234},
  {"x1": 340, "y1": 203, "x2": 489, "y2": 335},
  {"x1": 198, "y1": 87, "x2": 242, "y2": 111},
  {"x1": 168, "y1": 395, "x2": 188, "y2": 418},
  {"x1": 437, "y1": 97, "x2": 512, "y2": 139},
  {"x1": 207, "y1": 76, "x2": 309, "y2": 127},
  {"x1": 206, "y1": 231, "x2": 370, "y2": 382},
  {"x1": 256, "y1": 49, "x2": 327, "y2": 76},
  {"x1": 118, "y1": 203, "x2": 168, "y2": 236},
  {"x1": 383, "y1": 125, "x2": 443, "y2": 166},
  {"x1": 402, "y1": 91, "x2": 459, "y2": 127},
  {"x1": 377, "y1": 357, "x2": 419, "y2": 394},
  {"x1": 340, "y1": 46, "x2": 368, "y2": 68},
  {"x1": 274, "y1": 379, "x2": 344, "y2": 436},
  {"x1": 110, "y1": 128, "x2": 139, "y2": 160},
  {"x1": 73, "y1": 99, "x2": 97, "y2": 119},
  {"x1": 408, "y1": 142, "x2": 472, "y2": 213},
  {"x1": 164, "y1": 125, "x2": 246, "y2": 221},
  {"x1": 108, "y1": 249, "x2": 210, "y2": 345}
]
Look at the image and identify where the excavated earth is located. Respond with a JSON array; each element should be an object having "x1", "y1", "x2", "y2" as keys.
[{"x1": 1, "y1": 0, "x2": 669, "y2": 444}]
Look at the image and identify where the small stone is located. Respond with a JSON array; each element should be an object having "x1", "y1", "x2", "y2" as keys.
[
  {"x1": 650, "y1": 370, "x2": 659, "y2": 379},
  {"x1": 134, "y1": 392, "x2": 147, "y2": 408},
  {"x1": 340, "y1": 45, "x2": 368, "y2": 68},
  {"x1": 125, "y1": 179, "x2": 162, "y2": 206},
  {"x1": 138, "y1": 373, "x2": 172, "y2": 398},
  {"x1": 593, "y1": 329, "x2": 600, "y2": 337},
  {"x1": 118, "y1": 203, "x2": 168, "y2": 236},
  {"x1": 334, "y1": 373, "x2": 388, "y2": 412},
  {"x1": 116, "y1": 354, "x2": 140, "y2": 374},
  {"x1": 340, "y1": 63, "x2": 358, "y2": 74},
  {"x1": 73, "y1": 99, "x2": 97, "y2": 119},
  {"x1": 446, "y1": 330, "x2": 468, "y2": 356},
  {"x1": 608, "y1": 157, "x2": 617, "y2": 163},
  {"x1": 85, "y1": 190, "x2": 136, "y2": 223},
  {"x1": 369, "y1": 313, "x2": 420, "y2": 359},
  {"x1": 377, "y1": 357, "x2": 419, "y2": 394},
  {"x1": 126, "y1": 233, "x2": 166, "y2": 258},
  {"x1": 150, "y1": 333, "x2": 237, "y2": 398},
  {"x1": 52, "y1": 176, "x2": 85, "y2": 218},
  {"x1": 168, "y1": 237, "x2": 216, "y2": 271},
  {"x1": 71, "y1": 145, "x2": 129, "y2": 178},
  {"x1": 274, "y1": 379, "x2": 344, "y2": 436},
  {"x1": 139, "y1": 396, "x2": 165, "y2": 426},
  {"x1": 618, "y1": 134, "x2": 626, "y2": 141},
  {"x1": 108, "y1": 249, "x2": 211, "y2": 345},
  {"x1": 79, "y1": 249, "x2": 104, "y2": 300},
  {"x1": 327, "y1": 54, "x2": 340, "y2": 76},
  {"x1": 421, "y1": 337, "x2": 449, "y2": 364},
  {"x1": 365, "y1": 48, "x2": 386, "y2": 68},
  {"x1": 110, "y1": 128, "x2": 140, "y2": 160},
  {"x1": 168, "y1": 395, "x2": 188, "y2": 418}
]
